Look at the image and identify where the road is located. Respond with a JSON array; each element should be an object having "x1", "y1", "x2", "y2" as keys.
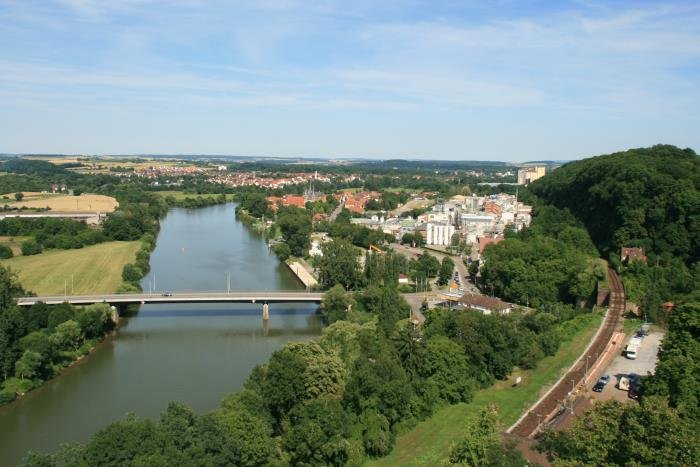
[
  {"x1": 328, "y1": 196, "x2": 345, "y2": 222},
  {"x1": 390, "y1": 242, "x2": 479, "y2": 294}
]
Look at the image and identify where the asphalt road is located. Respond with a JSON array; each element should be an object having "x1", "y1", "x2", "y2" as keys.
[{"x1": 390, "y1": 242, "x2": 480, "y2": 294}]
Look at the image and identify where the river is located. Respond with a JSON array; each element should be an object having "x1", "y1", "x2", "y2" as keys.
[{"x1": 0, "y1": 203, "x2": 321, "y2": 466}]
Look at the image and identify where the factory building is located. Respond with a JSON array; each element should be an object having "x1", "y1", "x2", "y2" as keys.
[{"x1": 426, "y1": 222, "x2": 455, "y2": 246}]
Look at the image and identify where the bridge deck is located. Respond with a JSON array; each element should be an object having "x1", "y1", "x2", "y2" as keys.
[{"x1": 16, "y1": 291, "x2": 325, "y2": 306}]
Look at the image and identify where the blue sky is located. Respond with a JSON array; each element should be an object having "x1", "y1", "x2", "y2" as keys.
[{"x1": 0, "y1": 0, "x2": 698, "y2": 161}]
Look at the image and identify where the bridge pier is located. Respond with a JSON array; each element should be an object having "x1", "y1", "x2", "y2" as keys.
[{"x1": 262, "y1": 303, "x2": 270, "y2": 321}]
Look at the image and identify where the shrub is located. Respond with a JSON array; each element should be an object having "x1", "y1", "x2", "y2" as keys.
[
  {"x1": 21, "y1": 239, "x2": 42, "y2": 256},
  {"x1": 0, "y1": 245, "x2": 13, "y2": 259}
]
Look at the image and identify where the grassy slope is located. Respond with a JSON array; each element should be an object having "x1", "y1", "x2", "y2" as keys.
[
  {"x1": 367, "y1": 312, "x2": 603, "y2": 466},
  {"x1": 0, "y1": 241, "x2": 140, "y2": 295}
]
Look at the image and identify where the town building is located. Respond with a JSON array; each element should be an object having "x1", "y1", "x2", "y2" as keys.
[
  {"x1": 517, "y1": 166, "x2": 546, "y2": 185},
  {"x1": 459, "y1": 294, "x2": 514, "y2": 314}
]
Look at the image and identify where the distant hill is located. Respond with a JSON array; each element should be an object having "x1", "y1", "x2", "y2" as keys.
[
  {"x1": 1, "y1": 158, "x2": 70, "y2": 176},
  {"x1": 529, "y1": 144, "x2": 700, "y2": 264}
]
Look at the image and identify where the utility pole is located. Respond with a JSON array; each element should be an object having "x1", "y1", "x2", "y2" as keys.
[
  {"x1": 71, "y1": 274, "x2": 74, "y2": 295},
  {"x1": 64, "y1": 279, "x2": 67, "y2": 299}
]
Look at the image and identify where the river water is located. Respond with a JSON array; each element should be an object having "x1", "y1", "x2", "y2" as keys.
[{"x1": 0, "y1": 203, "x2": 321, "y2": 465}]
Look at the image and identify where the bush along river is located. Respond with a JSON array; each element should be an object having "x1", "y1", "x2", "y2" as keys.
[{"x1": 0, "y1": 203, "x2": 321, "y2": 465}]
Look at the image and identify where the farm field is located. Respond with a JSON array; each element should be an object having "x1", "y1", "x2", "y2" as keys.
[
  {"x1": 0, "y1": 241, "x2": 140, "y2": 295},
  {"x1": 367, "y1": 312, "x2": 602, "y2": 466},
  {"x1": 1, "y1": 192, "x2": 118, "y2": 212}
]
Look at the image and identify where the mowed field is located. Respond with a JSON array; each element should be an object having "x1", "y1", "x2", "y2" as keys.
[
  {"x1": 367, "y1": 312, "x2": 602, "y2": 466},
  {"x1": 0, "y1": 241, "x2": 140, "y2": 295},
  {"x1": 1, "y1": 192, "x2": 118, "y2": 212}
]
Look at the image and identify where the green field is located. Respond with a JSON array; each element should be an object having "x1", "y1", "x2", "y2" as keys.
[
  {"x1": 153, "y1": 191, "x2": 229, "y2": 201},
  {"x1": 0, "y1": 241, "x2": 141, "y2": 295},
  {"x1": 367, "y1": 312, "x2": 603, "y2": 466}
]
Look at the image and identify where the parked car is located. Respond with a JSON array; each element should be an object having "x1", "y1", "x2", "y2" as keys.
[
  {"x1": 628, "y1": 382, "x2": 640, "y2": 400},
  {"x1": 593, "y1": 374, "x2": 610, "y2": 392},
  {"x1": 162, "y1": 292, "x2": 173, "y2": 297},
  {"x1": 618, "y1": 376, "x2": 631, "y2": 391}
]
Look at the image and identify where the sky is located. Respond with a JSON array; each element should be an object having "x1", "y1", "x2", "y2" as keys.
[{"x1": 0, "y1": 0, "x2": 698, "y2": 161}]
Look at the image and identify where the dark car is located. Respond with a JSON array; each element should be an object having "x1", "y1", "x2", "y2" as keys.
[
  {"x1": 592, "y1": 374, "x2": 610, "y2": 392},
  {"x1": 628, "y1": 382, "x2": 641, "y2": 399},
  {"x1": 628, "y1": 374, "x2": 641, "y2": 400}
]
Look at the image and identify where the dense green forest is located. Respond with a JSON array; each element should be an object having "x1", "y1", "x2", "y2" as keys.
[
  {"x1": 529, "y1": 145, "x2": 699, "y2": 263},
  {"x1": 477, "y1": 206, "x2": 603, "y2": 308},
  {"x1": 527, "y1": 144, "x2": 699, "y2": 320},
  {"x1": 0, "y1": 268, "x2": 116, "y2": 404}
]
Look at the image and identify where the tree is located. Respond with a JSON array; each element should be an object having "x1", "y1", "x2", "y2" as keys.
[
  {"x1": 0, "y1": 265, "x2": 24, "y2": 310},
  {"x1": 77, "y1": 303, "x2": 113, "y2": 338},
  {"x1": 15, "y1": 350, "x2": 42, "y2": 380},
  {"x1": 50, "y1": 320, "x2": 82, "y2": 351},
  {"x1": 449, "y1": 405, "x2": 500, "y2": 465},
  {"x1": 0, "y1": 245, "x2": 12, "y2": 259},
  {"x1": 538, "y1": 397, "x2": 699, "y2": 466},
  {"x1": 320, "y1": 284, "x2": 355, "y2": 324},
  {"x1": 121, "y1": 264, "x2": 143, "y2": 284},
  {"x1": 425, "y1": 336, "x2": 476, "y2": 403},
  {"x1": 282, "y1": 398, "x2": 357, "y2": 465},
  {"x1": 21, "y1": 239, "x2": 42, "y2": 256},
  {"x1": 14, "y1": 192, "x2": 23, "y2": 202},
  {"x1": 276, "y1": 207, "x2": 312, "y2": 257},
  {"x1": 438, "y1": 256, "x2": 455, "y2": 286},
  {"x1": 0, "y1": 306, "x2": 27, "y2": 379},
  {"x1": 272, "y1": 242, "x2": 291, "y2": 261},
  {"x1": 215, "y1": 406, "x2": 276, "y2": 465},
  {"x1": 47, "y1": 304, "x2": 75, "y2": 330},
  {"x1": 317, "y1": 239, "x2": 363, "y2": 290}
]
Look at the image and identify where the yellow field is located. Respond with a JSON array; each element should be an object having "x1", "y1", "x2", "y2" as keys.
[
  {"x1": 1, "y1": 192, "x2": 118, "y2": 212},
  {"x1": 0, "y1": 241, "x2": 140, "y2": 295},
  {"x1": 24, "y1": 155, "x2": 194, "y2": 175}
]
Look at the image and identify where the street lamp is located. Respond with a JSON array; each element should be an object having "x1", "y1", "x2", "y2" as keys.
[{"x1": 585, "y1": 355, "x2": 591, "y2": 381}]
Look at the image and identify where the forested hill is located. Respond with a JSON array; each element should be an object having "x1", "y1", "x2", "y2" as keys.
[{"x1": 529, "y1": 145, "x2": 699, "y2": 264}]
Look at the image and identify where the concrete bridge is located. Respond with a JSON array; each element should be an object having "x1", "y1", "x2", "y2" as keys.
[
  {"x1": 16, "y1": 291, "x2": 429, "y2": 323},
  {"x1": 16, "y1": 291, "x2": 325, "y2": 307}
]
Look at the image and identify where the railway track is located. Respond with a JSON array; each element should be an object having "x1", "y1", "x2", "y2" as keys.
[{"x1": 508, "y1": 268, "x2": 625, "y2": 438}]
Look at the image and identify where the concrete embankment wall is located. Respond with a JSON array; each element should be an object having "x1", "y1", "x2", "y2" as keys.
[{"x1": 286, "y1": 260, "x2": 318, "y2": 288}]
